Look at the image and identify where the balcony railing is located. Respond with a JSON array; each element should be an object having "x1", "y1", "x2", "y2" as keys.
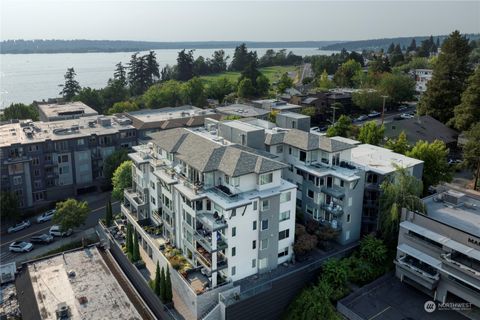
[
  {"x1": 197, "y1": 212, "x2": 228, "y2": 231},
  {"x1": 195, "y1": 246, "x2": 228, "y2": 272},
  {"x1": 319, "y1": 219, "x2": 342, "y2": 231},
  {"x1": 205, "y1": 185, "x2": 241, "y2": 203},
  {"x1": 441, "y1": 253, "x2": 480, "y2": 278},
  {"x1": 321, "y1": 185, "x2": 345, "y2": 198},
  {"x1": 396, "y1": 256, "x2": 440, "y2": 281},
  {"x1": 194, "y1": 229, "x2": 228, "y2": 253},
  {"x1": 320, "y1": 203, "x2": 344, "y2": 217}
]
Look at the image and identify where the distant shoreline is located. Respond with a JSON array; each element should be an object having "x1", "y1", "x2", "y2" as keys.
[{"x1": 0, "y1": 40, "x2": 340, "y2": 54}]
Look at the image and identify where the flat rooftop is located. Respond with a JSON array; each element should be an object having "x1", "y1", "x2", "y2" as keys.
[
  {"x1": 127, "y1": 105, "x2": 215, "y2": 123},
  {"x1": 423, "y1": 188, "x2": 480, "y2": 237},
  {"x1": 216, "y1": 104, "x2": 269, "y2": 117},
  {"x1": 338, "y1": 273, "x2": 468, "y2": 320},
  {"x1": 0, "y1": 115, "x2": 134, "y2": 147},
  {"x1": 37, "y1": 101, "x2": 98, "y2": 119},
  {"x1": 351, "y1": 143, "x2": 423, "y2": 175},
  {"x1": 25, "y1": 247, "x2": 142, "y2": 320},
  {"x1": 222, "y1": 119, "x2": 263, "y2": 132},
  {"x1": 279, "y1": 111, "x2": 309, "y2": 119}
]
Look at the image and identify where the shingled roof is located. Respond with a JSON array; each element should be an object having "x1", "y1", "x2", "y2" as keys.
[
  {"x1": 266, "y1": 129, "x2": 355, "y2": 152},
  {"x1": 151, "y1": 128, "x2": 286, "y2": 177}
]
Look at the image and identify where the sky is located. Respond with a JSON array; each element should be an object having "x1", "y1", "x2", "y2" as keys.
[{"x1": 1, "y1": 0, "x2": 479, "y2": 42}]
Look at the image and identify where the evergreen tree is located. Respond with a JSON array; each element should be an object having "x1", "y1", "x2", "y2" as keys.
[
  {"x1": 209, "y1": 50, "x2": 228, "y2": 73},
  {"x1": 105, "y1": 198, "x2": 113, "y2": 227},
  {"x1": 154, "y1": 262, "x2": 161, "y2": 296},
  {"x1": 114, "y1": 62, "x2": 127, "y2": 87},
  {"x1": 387, "y1": 42, "x2": 395, "y2": 54},
  {"x1": 385, "y1": 131, "x2": 410, "y2": 154},
  {"x1": 407, "y1": 38, "x2": 417, "y2": 53},
  {"x1": 165, "y1": 267, "x2": 173, "y2": 303},
  {"x1": 176, "y1": 49, "x2": 195, "y2": 81},
  {"x1": 60, "y1": 68, "x2": 81, "y2": 101},
  {"x1": 452, "y1": 67, "x2": 480, "y2": 131},
  {"x1": 418, "y1": 31, "x2": 472, "y2": 123},
  {"x1": 0, "y1": 103, "x2": 39, "y2": 121},
  {"x1": 229, "y1": 43, "x2": 252, "y2": 71},
  {"x1": 128, "y1": 53, "x2": 150, "y2": 95},
  {"x1": 160, "y1": 267, "x2": 167, "y2": 302},
  {"x1": 132, "y1": 230, "x2": 140, "y2": 262},
  {"x1": 277, "y1": 72, "x2": 294, "y2": 93},
  {"x1": 462, "y1": 123, "x2": 480, "y2": 190},
  {"x1": 126, "y1": 224, "x2": 132, "y2": 255},
  {"x1": 146, "y1": 51, "x2": 160, "y2": 85}
]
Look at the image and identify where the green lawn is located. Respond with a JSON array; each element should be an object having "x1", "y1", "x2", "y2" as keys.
[{"x1": 199, "y1": 65, "x2": 298, "y2": 86}]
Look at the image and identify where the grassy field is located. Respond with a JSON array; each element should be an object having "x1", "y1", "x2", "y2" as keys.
[{"x1": 200, "y1": 65, "x2": 299, "y2": 85}]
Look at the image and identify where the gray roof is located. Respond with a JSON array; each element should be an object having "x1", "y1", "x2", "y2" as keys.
[
  {"x1": 151, "y1": 128, "x2": 286, "y2": 177},
  {"x1": 266, "y1": 129, "x2": 355, "y2": 152}
]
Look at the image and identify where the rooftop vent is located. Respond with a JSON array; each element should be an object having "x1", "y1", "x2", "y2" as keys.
[
  {"x1": 67, "y1": 270, "x2": 76, "y2": 277},
  {"x1": 55, "y1": 302, "x2": 70, "y2": 319},
  {"x1": 97, "y1": 117, "x2": 111, "y2": 127},
  {"x1": 443, "y1": 190, "x2": 465, "y2": 205}
]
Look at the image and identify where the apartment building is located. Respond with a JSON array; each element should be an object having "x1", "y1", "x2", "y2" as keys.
[
  {"x1": 121, "y1": 127, "x2": 296, "y2": 298},
  {"x1": 0, "y1": 115, "x2": 137, "y2": 209},
  {"x1": 36, "y1": 101, "x2": 99, "y2": 122},
  {"x1": 412, "y1": 68, "x2": 433, "y2": 93},
  {"x1": 396, "y1": 188, "x2": 480, "y2": 307}
]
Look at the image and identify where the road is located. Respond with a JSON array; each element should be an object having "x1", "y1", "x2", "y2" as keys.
[
  {"x1": 0, "y1": 192, "x2": 120, "y2": 264},
  {"x1": 299, "y1": 63, "x2": 313, "y2": 83}
]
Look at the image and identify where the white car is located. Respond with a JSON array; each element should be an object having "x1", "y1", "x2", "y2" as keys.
[
  {"x1": 7, "y1": 220, "x2": 31, "y2": 234},
  {"x1": 49, "y1": 225, "x2": 73, "y2": 237},
  {"x1": 37, "y1": 209, "x2": 56, "y2": 223},
  {"x1": 368, "y1": 111, "x2": 381, "y2": 118},
  {"x1": 356, "y1": 115, "x2": 369, "y2": 122},
  {"x1": 400, "y1": 113, "x2": 414, "y2": 119},
  {"x1": 9, "y1": 241, "x2": 33, "y2": 253}
]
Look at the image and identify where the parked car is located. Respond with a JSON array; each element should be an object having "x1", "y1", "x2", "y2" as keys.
[
  {"x1": 30, "y1": 234, "x2": 54, "y2": 244},
  {"x1": 400, "y1": 113, "x2": 414, "y2": 119},
  {"x1": 37, "y1": 209, "x2": 56, "y2": 223},
  {"x1": 368, "y1": 111, "x2": 381, "y2": 118},
  {"x1": 49, "y1": 225, "x2": 73, "y2": 237},
  {"x1": 355, "y1": 115, "x2": 369, "y2": 122},
  {"x1": 310, "y1": 127, "x2": 320, "y2": 133},
  {"x1": 398, "y1": 105, "x2": 408, "y2": 111},
  {"x1": 9, "y1": 241, "x2": 33, "y2": 253},
  {"x1": 7, "y1": 220, "x2": 31, "y2": 234},
  {"x1": 393, "y1": 115, "x2": 404, "y2": 120},
  {"x1": 448, "y1": 159, "x2": 462, "y2": 166}
]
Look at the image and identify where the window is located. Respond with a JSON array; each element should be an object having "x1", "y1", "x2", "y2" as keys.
[
  {"x1": 34, "y1": 169, "x2": 40, "y2": 177},
  {"x1": 340, "y1": 180, "x2": 344, "y2": 187},
  {"x1": 230, "y1": 177, "x2": 240, "y2": 187},
  {"x1": 231, "y1": 266, "x2": 236, "y2": 276},
  {"x1": 58, "y1": 155, "x2": 68, "y2": 163},
  {"x1": 279, "y1": 210, "x2": 290, "y2": 222},
  {"x1": 232, "y1": 227, "x2": 236, "y2": 237},
  {"x1": 276, "y1": 145, "x2": 283, "y2": 153},
  {"x1": 77, "y1": 138, "x2": 85, "y2": 146},
  {"x1": 280, "y1": 191, "x2": 291, "y2": 203},
  {"x1": 253, "y1": 221, "x2": 257, "y2": 230},
  {"x1": 259, "y1": 258, "x2": 267, "y2": 269},
  {"x1": 252, "y1": 240, "x2": 256, "y2": 249},
  {"x1": 232, "y1": 247, "x2": 236, "y2": 256},
  {"x1": 292, "y1": 148, "x2": 299, "y2": 157},
  {"x1": 261, "y1": 239, "x2": 268, "y2": 250},
  {"x1": 307, "y1": 189, "x2": 314, "y2": 199},
  {"x1": 32, "y1": 157, "x2": 40, "y2": 165},
  {"x1": 33, "y1": 191, "x2": 44, "y2": 202},
  {"x1": 151, "y1": 196, "x2": 156, "y2": 205},
  {"x1": 300, "y1": 151, "x2": 306, "y2": 162},
  {"x1": 259, "y1": 172, "x2": 273, "y2": 185},
  {"x1": 347, "y1": 214, "x2": 351, "y2": 223},
  {"x1": 261, "y1": 200, "x2": 270, "y2": 211},
  {"x1": 59, "y1": 166, "x2": 69, "y2": 174},
  {"x1": 34, "y1": 180, "x2": 42, "y2": 188},
  {"x1": 252, "y1": 259, "x2": 256, "y2": 268},
  {"x1": 278, "y1": 247, "x2": 289, "y2": 258},
  {"x1": 289, "y1": 147, "x2": 292, "y2": 155},
  {"x1": 279, "y1": 229, "x2": 290, "y2": 240},
  {"x1": 253, "y1": 201, "x2": 257, "y2": 210},
  {"x1": 261, "y1": 219, "x2": 269, "y2": 230},
  {"x1": 13, "y1": 176, "x2": 22, "y2": 185}
]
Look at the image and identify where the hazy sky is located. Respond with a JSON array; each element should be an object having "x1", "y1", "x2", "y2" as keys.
[{"x1": 1, "y1": 0, "x2": 479, "y2": 42}]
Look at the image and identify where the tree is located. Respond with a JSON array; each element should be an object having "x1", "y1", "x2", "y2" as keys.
[
  {"x1": 326, "y1": 115, "x2": 353, "y2": 138},
  {"x1": 74, "y1": 87, "x2": 105, "y2": 113},
  {"x1": 352, "y1": 90, "x2": 383, "y2": 111},
  {"x1": 368, "y1": 55, "x2": 391, "y2": 74},
  {"x1": 112, "y1": 160, "x2": 132, "y2": 200},
  {"x1": 128, "y1": 53, "x2": 149, "y2": 95},
  {"x1": 160, "y1": 267, "x2": 167, "y2": 302},
  {"x1": 357, "y1": 121, "x2": 384, "y2": 145},
  {"x1": 154, "y1": 262, "x2": 161, "y2": 296},
  {"x1": 105, "y1": 198, "x2": 113, "y2": 227},
  {"x1": 102, "y1": 79, "x2": 129, "y2": 109},
  {"x1": 205, "y1": 77, "x2": 236, "y2": 102},
  {"x1": 379, "y1": 167, "x2": 425, "y2": 247},
  {"x1": 293, "y1": 233, "x2": 317, "y2": 256},
  {"x1": 165, "y1": 267, "x2": 173, "y2": 303},
  {"x1": 378, "y1": 73, "x2": 415, "y2": 104},
  {"x1": 60, "y1": 68, "x2": 81, "y2": 100},
  {"x1": 321, "y1": 258, "x2": 350, "y2": 300},
  {"x1": 132, "y1": 230, "x2": 140, "y2": 262},
  {"x1": 145, "y1": 51, "x2": 160, "y2": 85},
  {"x1": 358, "y1": 234, "x2": 387, "y2": 265},
  {"x1": 417, "y1": 31, "x2": 472, "y2": 123},
  {"x1": 103, "y1": 149, "x2": 130, "y2": 187},
  {"x1": 209, "y1": 50, "x2": 228, "y2": 73},
  {"x1": 463, "y1": 123, "x2": 480, "y2": 190},
  {"x1": 301, "y1": 107, "x2": 316, "y2": 118},
  {"x1": 193, "y1": 56, "x2": 209, "y2": 76},
  {"x1": 277, "y1": 72, "x2": 294, "y2": 93},
  {"x1": 176, "y1": 49, "x2": 195, "y2": 81},
  {"x1": 407, "y1": 38, "x2": 417, "y2": 53},
  {"x1": 387, "y1": 42, "x2": 395, "y2": 54},
  {"x1": 333, "y1": 59, "x2": 362, "y2": 87},
  {"x1": 184, "y1": 77, "x2": 206, "y2": 107},
  {"x1": 229, "y1": 43, "x2": 256, "y2": 71},
  {"x1": 126, "y1": 224, "x2": 133, "y2": 256},
  {"x1": 255, "y1": 74, "x2": 270, "y2": 97},
  {"x1": 53, "y1": 199, "x2": 89, "y2": 231},
  {"x1": 114, "y1": 62, "x2": 127, "y2": 87},
  {"x1": 452, "y1": 67, "x2": 480, "y2": 131},
  {"x1": 237, "y1": 78, "x2": 255, "y2": 98},
  {"x1": 0, "y1": 192, "x2": 19, "y2": 222},
  {"x1": 406, "y1": 140, "x2": 452, "y2": 194},
  {"x1": 143, "y1": 81, "x2": 186, "y2": 109},
  {"x1": 107, "y1": 100, "x2": 139, "y2": 114},
  {"x1": 318, "y1": 69, "x2": 334, "y2": 89},
  {"x1": 385, "y1": 131, "x2": 410, "y2": 154},
  {"x1": 0, "y1": 103, "x2": 39, "y2": 121}
]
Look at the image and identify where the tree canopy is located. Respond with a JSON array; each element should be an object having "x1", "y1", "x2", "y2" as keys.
[
  {"x1": 60, "y1": 68, "x2": 81, "y2": 101},
  {"x1": 0, "y1": 103, "x2": 39, "y2": 121},
  {"x1": 0, "y1": 192, "x2": 19, "y2": 222},
  {"x1": 462, "y1": 123, "x2": 480, "y2": 190},
  {"x1": 326, "y1": 115, "x2": 353, "y2": 138},
  {"x1": 103, "y1": 149, "x2": 130, "y2": 187},
  {"x1": 378, "y1": 73, "x2": 415, "y2": 105},
  {"x1": 357, "y1": 121, "x2": 384, "y2": 145},
  {"x1": 452, "y1": 67, "x2": 480, "y2": 131},
  {"x1": 385, "y1": 131, "x2": 410, "y2": 154},
  {"x1": 53, "y1": 198, "x2": 89, "y2": 231},
  {"x1": 112, "y1": 160, "x2": 133, "y2": 200}
]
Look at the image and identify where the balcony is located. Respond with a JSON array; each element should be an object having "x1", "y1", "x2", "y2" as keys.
[
  {"x1": 319, "y1": 219, "x2": 342, "y2": 231},
  {"x1": 194, "y1": 228, "x2": 228, "y2": 253},
  {"x1": 195, "y1": 245, "x2": 228, "y2": 272},
  {"x1": 441, "y1": 253, "x2": 480, "y2": 279},
  {"x1": 196, "y1": 212, "x2": 228, "y2": 231},
  {"x1": 321, "y1": 185, "x2": 345, "y2": 198},
  {"x1": 205, "y1": 185, "x2": 241, "y2": 203},
  {"x1": 124, "y1": 188, "x2": 148, "y2": 210},
  {"x1": 395, "y1": 256, "x2": 440, "y2": 289},
  {"x1": 320, "y1": 202, "x2": 344, "y2": 217}
]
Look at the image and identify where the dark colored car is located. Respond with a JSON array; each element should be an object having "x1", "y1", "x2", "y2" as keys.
[{"x1": 30, "y1": 234, "x2": 54, "y2": 244}]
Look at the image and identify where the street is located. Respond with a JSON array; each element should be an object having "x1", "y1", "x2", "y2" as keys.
[{"x1": 0, "y1": 192, "x2": 120, "y2": 264}]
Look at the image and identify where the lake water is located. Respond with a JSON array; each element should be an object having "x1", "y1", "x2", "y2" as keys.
[{"x1": 0, "y1": 48, "x2": 335, "y2": 108}]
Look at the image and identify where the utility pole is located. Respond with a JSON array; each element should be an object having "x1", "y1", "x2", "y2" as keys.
[{"x1": 381, "y1": 95, "x2": 388, "y2": 125}]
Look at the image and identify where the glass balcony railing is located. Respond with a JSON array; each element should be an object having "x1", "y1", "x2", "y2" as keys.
[
  {"x1": 320, "y1": 203, "x2": 344, "y2": 217},
  {"x1": 441, "y1": 253, "x2": 480, "y2": 278},
  {"x1": 194, "y1": 229, "x2": 228, "y2": 252},
  {"x1": 196, "y1": 212, "x2": 228, "y2": 231},
  {"x1": 397, "y1": 256, "x2": 440, "y2": 281},
  {"x1": 195, "y1": 246, "x2": 228, "y2": 271}
]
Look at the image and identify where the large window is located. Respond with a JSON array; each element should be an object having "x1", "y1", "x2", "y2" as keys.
[
  {"x1": 278, "y1": 247, "x2": 289, "y2": 258},
  {"x1": 280, "y1": 191, "x2": 291, "y2": 203},
  {"x1": 261, "y1": 219, "x2": 269, "y2": 230},
  {"x1": 261, "y1": 239, "x2": 269, "y2": 250},
  {"x1": 260, "y1": 172, "x2": 273, "y2": 185},
  {"x1": 279, "y1": 229, "x2": 290, "y2": 240},
  {"x1": 261, "y1": 200, "x2": 270, "y2": 211},
  {"x1": 279, "y1": 210, "x2": 290, "y2": 222}
]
